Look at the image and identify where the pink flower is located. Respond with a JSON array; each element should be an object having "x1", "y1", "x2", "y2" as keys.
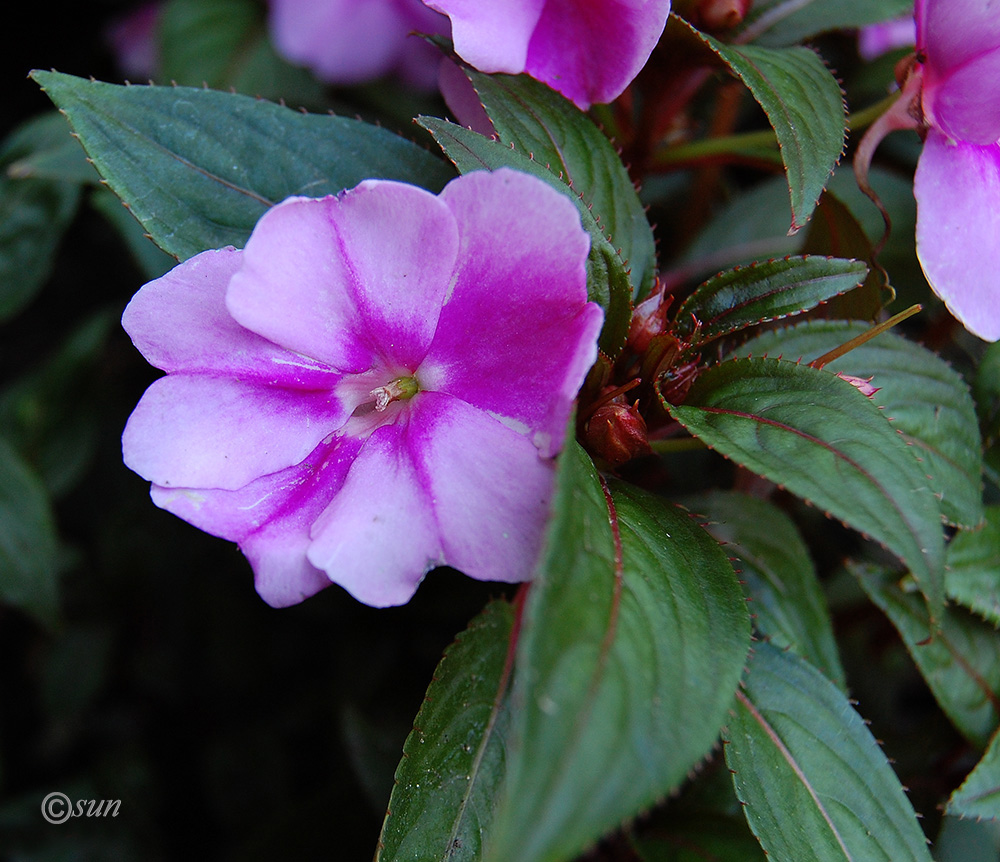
[
  {"x1": 267, "y1": 0, "x2": 450, "y2": 89},
  {"x1": 856, "y1": 0, "x2": 1000, "y2": 341},
  {"x1": 424, "y1": 0, "x2": 672, "y2": 109},
  {"x1": 105, "y1": 2, "x2": 162, "y2": 80},
  {"x1": 857, "y1": 15, "x2": 915, "y2": 61},
  {"x1": 121, "y1": 170, "x2": 603, "y2": 607}
]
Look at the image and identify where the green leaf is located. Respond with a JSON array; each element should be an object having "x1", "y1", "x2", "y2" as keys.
[
  {"x1": 2, "y1": 111, "x2": 96, "y2": 184},
  {"x1": 89, "y1": 187, "x2": 176, "y2": 279},
  {"x1": 800, "y1": 191, "x2": 891, "y2": 322},
  {"x1": 158, "y1": 0, "x2": 327, "y2": 106},
  {"x1": 948, "y1": 727, "x2": 1000, "y2": 820},
  {"x1": 634, "y1": 817, "x2": 766, "y2": 862},
  {"x1": 376, "y1": 599, "x2": 513, "y2": 862},
  {"x1": 739, "y1": 0, "x2": 914, "y2": 48},
  {"x1": 947, "y1": 507, "x2": 1000, "y2": 627},
  {"x1": 0, "y1": 117, "x2": 81, "y2": 321},
  {"x1": 418, "y1": 118, "x2": 632, "y2": 356},
  {"x1": 32, "y1": 71, "x2": 455, "y2": 260},
  {"x1": 674, "y1": 255, "x2": 867, "y2": 344},
  {"x1": 667, "y1": 357, "x2": 945, "y2": 621},
  {"x1": 631, "y1": 759, "x2": 767, "y2": 861},
  {"x1": 735, "y1": 319, "x2": 984, "y2": 529},
  {"x1": 466, "y1": 69, "x2": 657, "y2": 300},
  {"x1": 724, "y1": 641, "x2": 933, "y2": 862},
  {"x1": 485, "y1": 444, "x2": 751, "y2": 862},
  {"x1": 935, "y1": 816, "x2": 1000, "y2": 860},
  {"x1": 684, "y1": 491, "x2": 845, "y2": 688},
  {"x1": 681, "y1": 19, "x2": 846, "y2": 232},
  {"x1": 0, "y1": 313, "x2": 114, "y2": 497},
  {"x1": 975, "y1": 342, "x2": 1000, "y2": 462},
  {"x1": 0, "y1": 436, "x2": 60, "y2": 627},
  {"x1": 854, "y1": 563, "x2": 1000, "y2": 749},
  {"x1": 680, "y1": 176, "x2": 800, "y2": 276}
]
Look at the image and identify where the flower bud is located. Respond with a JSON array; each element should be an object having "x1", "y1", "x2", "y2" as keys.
[
  {"x1": 628, "y1": 281, "x2": 670, "y2": 354},
  {"x1": 697, "y1": 0, "x2": 751, "y2": 32},
  {"x1": 585, "y1": 402, "x2": 652, "y2": 468}
]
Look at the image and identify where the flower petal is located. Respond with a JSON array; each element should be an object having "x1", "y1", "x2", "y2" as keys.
[
  {"x1": 226, "y1": 197, "x2": 373, "y2": 372},
  {"x1": 151, "y1": 436, "x2": 363, "y2": 607},
  {"x1": 322, "y1": 180, "x2": 460, "y2": 371},
  {"x1": 269, "y1": 0, "x2": 411, "y2": 84},
  {"x1": 122, "y1": 246, "x2": 338, "y2": 388},
  {"x1": 858, "y1": 16, "x2": 915, "y2": 61},
  {"x1": 924, "y1": 45, "x2": 1000, "y2": 145},
  {"x1": 915, "y1": 131, "x2": 1000, "y2": 341},
  {"x1": 227, "y1": 185, "x2": 459, "y2": 374},
  {"x1": 425, "y1": 0, "x2": 545, "y2": 74},
  {"x1": 421, "y1": 169, "x2": 602, "y2": 456},
  {"x1": 307, "y1": 421, "x2": 444, "y2": 606},
  {"x1": 411, "y1": 392, "x2": 554, "y2": 584},
  {"x1": 123, "y1": 375, "x2": 350, "y2": 490},
  {"x1": 917, "y1": 0, "x2": 1000, "y2": 84},
  {"x1": 525, "y1": 0, "x2": 671, "y2": 108}
]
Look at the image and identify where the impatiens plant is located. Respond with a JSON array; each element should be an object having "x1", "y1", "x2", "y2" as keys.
[{"x1": 3, "y1": 0, "x2": 1000, "y2": 859}]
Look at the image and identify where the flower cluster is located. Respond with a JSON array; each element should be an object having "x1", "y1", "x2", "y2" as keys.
[{"x1": 122, "y1": 170, "x2": 602, "y2": 607}]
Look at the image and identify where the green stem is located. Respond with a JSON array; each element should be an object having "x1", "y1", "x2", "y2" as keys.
[
  {"x1": 649, "y1": 437, "x2": 708, "y2": 453},
  {"x1": 651, "y1": 91, "x2": 902, "y2": 170}
]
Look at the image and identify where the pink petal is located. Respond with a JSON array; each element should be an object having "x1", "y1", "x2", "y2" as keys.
[
  {"x1": 438, "y1": 58, "x2": 496, "y2": 136},
  {"x1": 307, "y1": 421, "x2": 444, "y2": 607},
  {"x1": 924, "y1": 45, "x2": 1000, "y2": 145},
  {"x1": 105, "y1": 1, "x2": 161, "y2": 79},
  {"x1": 122, "y1": 246, "x2": 337, "y2": 389},
  {"x1": 226, "y1": 197, "x2": 372, "y2": 373},
  {"x1": 858, "y1": 17, "x2": 915, "y2": 61},
  {"x1": 917, "y1": 0, "x2": 1000, "y2": 83},
  {"x1": 525, "y1": 0, "x2": 671, "y2": 108},
  {"x1": 227, "y1": 186, "x2": 459, "y2": 374},
  {"x1": 409, "y1": 393, "x2": 554, "y2": 584},
  {"x1": 915, "y1": 131, "x2": 1000, "y2": 341},
  {"x1": 421, "y1": 169, "x2": 602, "y2": 456},
  {"x1": 425, "y1": 0, "x2": 546, "y2": 74},
  {"x1": 123, "y1": 375, "x2": 350, "y2": 490},
  {"x1": 269, "y1": 0, "x2": 411, "y2": 84},
  {"x1": 320, "y1": 180, "x2": 459, "y2": 371},
  {"x1": 151, "y1": 436, "x2": 363, "y2": 607}
]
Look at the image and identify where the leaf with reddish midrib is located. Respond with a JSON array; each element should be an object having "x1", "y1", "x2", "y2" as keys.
[
  {"x1": 483, "y1": 444, "x2": 750, "y2": 862},
  {"x1": 724, "y1": 641, "x2": 933, "y2": 862},
  {"x1": 674, "y1": 255, "x2": 868, "y2": 344},
  {"x1": 854, "y1": 562, "x2": 1000, "y2": 749},
  {"x1": 376, "y1": 599, "x2": 515, "y2": 862},
  {"x1": 464, "y1": 69, "x2": 657, "y2": 300},
  {"x1": 667, "y1": 356, "x2": 945, "y2": 622}
]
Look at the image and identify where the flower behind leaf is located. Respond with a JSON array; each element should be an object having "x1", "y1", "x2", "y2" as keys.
[
  {"x1": 122, "y1": 169, "x2": 603, "y2": 607},
  {"x1": 425, "y1": 0, "x2": 672, "y2": 109},
  {"x1": 268, "y1": 0, "x2": 450, "y2": 89}
]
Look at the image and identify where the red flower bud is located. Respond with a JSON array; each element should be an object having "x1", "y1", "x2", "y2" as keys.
[
  {"x1": 697, "y1": 0, "x2": 751, "y2": 32},
  {"x1": 585, "y1": 402, "x2": 652, "y2": 468}
]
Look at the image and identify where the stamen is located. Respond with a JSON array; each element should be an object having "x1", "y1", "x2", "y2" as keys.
[{"x1": 369, "y1": 376, "x2": 419, "y2": 412}]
